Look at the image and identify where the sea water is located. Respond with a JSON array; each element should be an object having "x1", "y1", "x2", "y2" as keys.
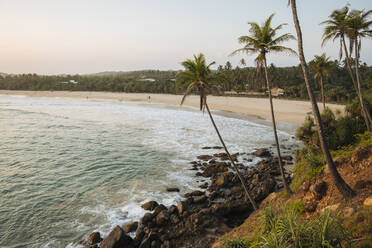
[{"x1": 0, "y1": 95, "x2": 296, "y2": 247}]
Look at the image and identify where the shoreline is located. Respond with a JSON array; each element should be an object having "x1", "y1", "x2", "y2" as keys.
[{"x1": 0, "y1": 90, "x2": 345, "y2": 125}]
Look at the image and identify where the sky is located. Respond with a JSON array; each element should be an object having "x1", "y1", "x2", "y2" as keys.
[{"x1": 0, "y1": 0, "x2": 371, "y2": 75}]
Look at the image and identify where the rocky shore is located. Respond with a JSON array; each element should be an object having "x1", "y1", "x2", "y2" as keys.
[{"x1": 80, "y1": 145, "x2": 295, "y2": 248}]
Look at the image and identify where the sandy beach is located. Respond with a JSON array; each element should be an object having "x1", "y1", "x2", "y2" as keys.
[{"x1": 0, "y1": 90, "x2": 344, "y2": 125}]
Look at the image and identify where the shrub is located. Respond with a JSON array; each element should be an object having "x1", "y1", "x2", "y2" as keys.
[
  {"x1": 257, "y1": 208, "x2": 351, "y2": 247},
  {"x1": 291, "y1": 147, "x2": 325, "y2": 191}
]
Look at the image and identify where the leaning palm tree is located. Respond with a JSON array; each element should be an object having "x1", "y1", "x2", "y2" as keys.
[
  {"x1": 231, "y1": 14, "x2": 296, "y2": 195},
  {"x1": 347, "y1": 9, "x2": 372, "y2": 130},
  {"x1": 176, "y1": 53, "x2": 257, "y2": 210},
  {"x1": 321, "y1": 6, "x2": 371, "y2": 130},
  {"x1": 309, "y1": 53, "x2": 333, "y2": 109},
  {"x1": 289, "y1": 0, "x2": 355, "y2": 198}
]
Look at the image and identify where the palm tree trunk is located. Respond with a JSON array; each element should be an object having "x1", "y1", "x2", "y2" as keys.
[
  {"x1": 320, "y1": 76, "x2": 325, "y2": 109},
  {"x1": 342, "y1": 36, "x2": 371, "y2": 130},
  {"x1": 341, "y1": 36, "x2": 358, "y2": 92},
  {"x1": 205, "y1": 103, "x2": 258, "y2": 210},
  {"x1": 290, "y1": 0, "x2": 355, "y2": 198},
  {"x1": 354, "y1": 37, "x2": 371, "y2": 131},
  {"x1": 263, "y1": 56, "x2": 292, "y2": 195}
]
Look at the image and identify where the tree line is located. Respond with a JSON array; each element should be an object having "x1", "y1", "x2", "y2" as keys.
[{"x1": 0, "y1": 63, "x2": 371, "y2": 104}]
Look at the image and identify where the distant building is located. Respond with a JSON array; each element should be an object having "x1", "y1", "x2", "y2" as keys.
[{"x1": 267, "y1": 87, "x2": 285, "y2": 96}]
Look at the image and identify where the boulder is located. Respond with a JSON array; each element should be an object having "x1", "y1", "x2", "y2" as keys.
[
  {"x1": 122, "y1": 222, "x2": 138, "y2": 233},
  {"x1": 309, "y1": 181, "x2": 328, "y2": 200},
  {"x1": 364, "y1": 196, "x2": 372, "y2": 207},
  {"x1": 100, "y1": 226, "x2": 134, "y2": 248},
  {"x1": 197, "y1": 155, "x2": 213, "y2": 161},
  {"x1": 154, "y1": 204, "x2": 167, "y2": 215},
  {"x1": 193, "y1": 195, "x2": 207, "y2": 204},
  {"x1": 253, "y1": 148, "x2": 271, "y2": 157},
  {"x1": 140, "y1": 213, "x2": 154, "y2": 226},
  {"x1": 141, "y1": 201, "x2": 159, "y2": 211},
  {"x1": 166, "y1": 187, "x2": 180, "y2": 192},
  {"x1": 184, "y1": 190, "x2": 205, "y2": 198},
  {"x1": 170, "y1": 214, "x2": 180, "y2": 224},
  {"x1": 167, "y1": 205, "x2": 177, "y2": 215},
  {"x1": 156, "y1": 210, "x2": 170, "y2": 226},
  {"x1": 88, "y1": 232, "x2": 102, "y2": 245},
  {"x1": 216, "y1": 175, "x2": 227, "y2": 187},
  {"x1": 177, "y1": 201, "x2": 188, "y2": 215}
]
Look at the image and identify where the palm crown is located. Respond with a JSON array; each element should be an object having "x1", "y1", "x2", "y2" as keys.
[
  {"x1": 176, "y1": 53, "x2": 218, "y2": 111},
  {"x1": 310, "y1": 53, "x2": 333, "y2": 80},
  {"x1": 231, "y1": 14, "x2": 296, "y2": 66}
]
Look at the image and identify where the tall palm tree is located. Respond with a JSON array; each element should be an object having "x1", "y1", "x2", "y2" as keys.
[
  {"x1": 176, "y1": 53, "x2": 257, "y2": 210},
  {"x1": 309, "y1": 53, "x2": 333, "y2": 109},
  {"x1": 321, "y1": 6, "x2": 371, "y2": 130},
  {"x1": 231, "y1": 14, "x2": 296, "y2": 195},
  {"x1": 347, "y1": 9, "x2": 372, "y2": 130},
  {"x1": 289, "y1": 0, "x2": 355, "y2": 198}
]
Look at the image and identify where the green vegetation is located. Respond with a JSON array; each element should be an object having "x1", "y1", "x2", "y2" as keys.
[
  {"x1": 296, "y1": 100, "x2": 371, "y2": 150},
  {"x1": 223, "y1": 207, "x2": 351, "y2": 248},
  {"x1": 291, "y1": 147, "x2": 325, "y2": 191},
  {"x1": 0, "y1": 63, "x2": 371, "y2": 105}
]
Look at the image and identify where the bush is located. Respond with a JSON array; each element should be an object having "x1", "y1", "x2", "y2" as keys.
[
  {"x1": 296, "y1": 105, "x2": 368, "y2": 150},
  {"x1": 256, "y1": 207, "x2": 351, "y2": 247},
  {"x1": 291, "y1": 146, "x2": 325, "y2": 191}
]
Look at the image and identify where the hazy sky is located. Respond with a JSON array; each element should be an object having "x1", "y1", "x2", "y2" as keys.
[{"x1": 0, "y1": 0, "x2": 371, "y2": 75}]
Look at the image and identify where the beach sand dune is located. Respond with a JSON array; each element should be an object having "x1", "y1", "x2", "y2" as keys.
[{"x1": 0, "y1": 90, "x2": 344, "y2": 125}]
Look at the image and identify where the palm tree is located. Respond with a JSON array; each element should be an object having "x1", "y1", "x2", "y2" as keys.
[
  {"x1": 231, "y1": 14, "x2": 296, "y2": 195},
  {"x1": 289, "y1": 0, "x2": 355, "y2": 198},
  {"x1": 309, "y1": 53, "x2": 333, "y2": 109},
  {"x1": 321, "y1": 6, "x2": 371, "y2": 130},
  {"x1": 347, "y1": 9, "x2": 372, "y2": 130},
  {"x1": 176, "y1": 53, "x2": 258, "y2": 210}
]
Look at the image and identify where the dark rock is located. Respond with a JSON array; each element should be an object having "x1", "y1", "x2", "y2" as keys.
[
  {"x1": 212, "y1": 146, "x2": 223, "y2": 149},
  {"x1": 167, "y1": 205, "x2": 177, "y2": 215},
  {"x1": 140, "y1": 213, "x2": 154, "y2": 225},
  {"x1": 199, "y1": 182, "x2": 208, "y2": 189},
  {"x1": 170, "y1": 214, "x2": 180, "y2": 224},
  {"x1": 193, "y1": 195, "x2": 207, "y2": 204},
  {"x1": 122, "y1": 222, "x2": 138, "y2": 233},
  {"x1": 100, "y1": 226, "x2": 134, "y2": 248},
  {"x1": 166, "y1": 187, "x2": 180, "y2": 192},
  {"x1": 141, "y1": 201, "x2": 159, "y2": 211},
  {"x1": 253, "y1": 148, "x2": 271, "y2": 157},
  {"x1": 88, "y1": 232, "x2": 102, "y2": 245},
  {"x1": 156, "y1": 210, "x2": 170, "y2": 226},
  {"x1": 177, "y1": 201, "x2": 187, "y2": 215},
  {"x1": 154, "y1": 204, "x2": 167, "y2": 215},
  {"x1": 310, "y1": 181, "x2": 328, "y2": 200},
  {"x1": 197, "y1": 155, "x2": 213, "y2": 161},
  {"x1": 304, "y1": 201, "x2": 317, "y2": 213},
  {"x1": 135, "y1": 224, "x2": 145, "y2": 242},
  {"x1": 185, "y1": 190, "x2": 205, "y2": 198}
]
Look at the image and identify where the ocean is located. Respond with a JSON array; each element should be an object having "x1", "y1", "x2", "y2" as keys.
[{"x1": 0, "y1": 94, "x2": 297, "y2": 247}]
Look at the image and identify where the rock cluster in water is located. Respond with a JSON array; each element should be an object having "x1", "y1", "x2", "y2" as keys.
[{"x1": 81, "y1": 146, "x2": 294, "y2": 248}]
